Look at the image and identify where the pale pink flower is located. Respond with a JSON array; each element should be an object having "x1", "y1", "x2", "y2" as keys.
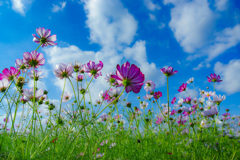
[
  {"x1": 61, "y1": 91, "x2": 72, "y2": 103},
  {"x1": 27, "y1": 69, "x2": 45, "y2": 81},
  {"x1": 83, "y1": 61, "x2": 103, "y2": 79},
  {"x1": 32, "y1": 27, "x2": 57, "y2": 47},
  {"x1": 22, "y1": 88, "x2": 44, "y2": 102},
  {"x1": 53, "y1": 63, "x2": 74, "y2": 79},
  {"x1": 23, "y1": 51, "x2": 45, "y2": 68},
  {"x1": 144, "y1": 80, "x2": 155, "y2": 92}
]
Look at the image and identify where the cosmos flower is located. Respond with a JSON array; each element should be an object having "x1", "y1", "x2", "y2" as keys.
[
  {"x1": 207, "y1": 73, "x2": 222, "y2": 83},
  {"x1": 111, "y1": 61, "x2": 145, "y2": 93},
  {"x1": 23, "y1": 51, "x2": 45, "y2": 68},
  {"x1": 61, "y1": 91, "x2": 72, "y2": 103},
  {"x1": 160, "y1": 66, "x2": 178, "y2": 77},
  {"x1": 143, "y1": 94, "x2": 154, "y2": 100},
  {"x1": 202, "y1": 91, "x2": 215, "y2": 98},
  {"x1": 171, "y1": 97, "x2": 176, "y2": 104},
  {"x1": 105, "y1": 72, "x2": 117, "y2": 86},
  {"x1": 178, "y1": 83, "x2": 187, "y2": 92},
  {"x1": 106, "y1": 88, "x2": 122, "y2": 103},
  {"x1": 177, "y1": 115, "x2": 188, "y2": 125},
  {"x1": 53, "y1": 63, "x2": 74, "y2": 79},
  {"x1": 201, "y1": 106, "x2": 218, "y2": 117},
  {"x1": 83, "y1": 61, "x2": 103, "y2": 79},
  {"x1": 156, "y1": 117, "x2": 163, "y2": 125},
  {"x1": 140, "y1": 101, "x2": 148, "y2": 109},
  {"x1": 0, "y1": 79, "x2": 10, "y2": 93},
  {"x1": 187, "y1": 77, "x2": 194, "y2": 84},
  {"x1": 212, "y1": 93, "x2": 226, "y2": 105},
  {"x1": 154, "y1": 91, "x2": 162, "y2": 100},
  {"x1": 0, "y1": 67, "x2": 21, "y2": 81},
  {"x1": 32, "y1": 27, "x2": 57, "y2": 47},
  {"x1": 15, "y1": 59, "x2": 28, "y2": 73},
  {"x1": 144, "y1": 80, "x2": 155, "y2": 92},
  {"x1": 76, "y1": 75, "x2": 84, "y2": 82},
  {"x1": 22, "y1": 88, "x2": 44, "y2": 102},
  {"x1": 200, "y1": 119, "x2": 211, "y2": 129},
  {"x1": 27, "y1": 70, "x2": 45, "y2": 81}
]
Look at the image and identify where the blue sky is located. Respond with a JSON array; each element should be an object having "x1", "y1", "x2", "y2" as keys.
[{"x1": 0, "y1": 0, "x2": 240, "y2": 126}]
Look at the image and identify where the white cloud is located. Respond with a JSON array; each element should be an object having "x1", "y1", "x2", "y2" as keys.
[
  {"x1": 144, "y1": 0, "x2": 161, "y2": 11},
  {"x1": 11, "y1": 0, "x2": 33, "y2": 16},
  {"x1": 52, "y1": 1, "x2": 67, "y2": 13},
  {"x1": 175, "y1": 88, "x2": 198, "y2": 99},
  {"x1": 82, "y1": 0, "x2": 138, "y2": 50},
  {"x1": 214, "y1": 59, "x2": 240, "y2": 95},
  {"x1": 193, "y1": 62, "x2": 211, "y2": 70},
  {"x1": 158, "y1": 23, "x2": 165, "y2": 29},
  {"x1": 149, "y1": 13, "x2": 156, "y2": 21},
  {"x1": 215, "y1": 0, "x2": 228, "y2": 11}
]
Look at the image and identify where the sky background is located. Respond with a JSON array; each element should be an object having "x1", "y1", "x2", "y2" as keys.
[{"x1": 0, "y1": 0, "x2": 240, "y2": 127}]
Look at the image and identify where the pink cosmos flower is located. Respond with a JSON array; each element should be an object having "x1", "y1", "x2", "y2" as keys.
[
  {"x1": 207, "y1": 73, "x2": 222, "y2": 83},
  {"x1": 177, "y1": 115, "x2": 188, "y2": 125},
  {"x1": 61, "y1": 91, "x2": 72, "y2": 103},
  {"x1": 160, "y1": 66, "x2": 178, "y2": 77},
  {"x1": 154, "y1": 91, "x2": 162, "y2": 100},
  {"x1": 99, "y1": 90, "x2": 110, "y2": 100},
  {"x1": 170, "y1": 110, "x2": 176, "y2": 115},
  {"x1": 105, "y1": 72, "x2": 117, "y2": 86},
  {"x1": 111, "y1": 61, "x2": 145, "y2": 93},
  {"x1": 106, "y1": 88, "x2": 122, "y2": 103},
  {"x1": 4, "y1": 118, "x2": 9, "y2": 123},
  {"x1": 184, "y1": 96, "x2": 191, "y2": 104},
  {"x1": 100, "y1": 113, "x2": 109, "y2": 122},
  {"x1": 32, "y1": 27, "x2": 57, "y2": 47},
  {"x1": 15, "y1": 59, "x2": 27, "y2": 73},
  {"x1": 83, "y1": 61, "x2": 103, "y2": 79},
  {"x1": 23, "y1": 51, "x2": 45, "y2": 68},
  {"x1": 144, "y1": 80, "x2": 155, "y2": 92},
  {"x1": 27, "y1": 70, "x2": 45, "y2": 81},
  {"x1": 76, "y1": 75, "x2": 84, "y2": 82},
  {"x1": 181, "y1": 128, "x2": 189, "y2": 134},
  {"x1": 143, "y1": 94, "x2": 153, "y2": 100},
  {"x1": 22, "y1": 88, "x2": 44, "y2": 102},
  {"x1": 53, "y1": 63, "x2": 74, "y2": 79},
  {"x1": 0, "y1": 79, "x2": 10, "y2": 93},
  {"x1": 156, "y1": 117, "x2": 163, "y2": 125},
  {"x1": 178, "y1": 83, "x2": 187, "y2": 92},
  {"x1": 0, "y1": 67, "x2": 20, "y2": 81},
  {"x1": 201, "y1": 106, "x2": 218, "y2": 117},
  {"x1": 212, "y1": 93, "x2": 226, "y2": 105},
  {"x1": 171, "y1": 97, "x2": 176, "y2": 104},
  {"x1": 140, "y1": 101, "x2": 148, "y2": 109}
]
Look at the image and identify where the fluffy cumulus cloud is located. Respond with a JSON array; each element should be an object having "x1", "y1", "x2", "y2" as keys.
[
  {"x1": 10, "y1": 0, "x2": 33, "y2": 16},
  {"x1": 82, "y1": 0, "x2": 138, "y2": 50},
  {"x1": 52, "y1": 1, "x2": 67, "y2": 13},
  {"x1": 214, "y1": 59, "x2": 240, "y2": 95},
  {"x1": 144, "y1": 0, "x2": 161, "y2": 11},
  {"x1": 149, "y1": 13, "x2": 156, "y2": 21}
]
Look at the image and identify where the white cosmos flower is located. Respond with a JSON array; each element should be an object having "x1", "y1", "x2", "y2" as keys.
[
  {"x1": 201, "y1": 119, "x2": 211, "y2": 128},
  {"x1": 187, "y1": 77, "x2": 194, "y2": 84}
]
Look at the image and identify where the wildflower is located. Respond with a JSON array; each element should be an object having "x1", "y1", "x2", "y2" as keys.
[
  {"x1": 177, "y1": 115, "x2": 188, "y2": 125},
  {"x1": 156, "y1": 117, "x2": 163, "y2": 125},
  {"x1": 160, "y1": 66, "x2": 178, "y2": 77},
  {"x1": 76, "y1": 75, "x2": 84, "y2": 82},
  {"x1": 170, "y1": 110, "x2": 176, "y2": 115},
  {"x1": 109, "y1": 143, "x2": 116, "y2": 148},
  {"x1": 154, "y1": 91, "x2": 162, "y2": 100},
  {"x1": 181, "y1": 128, "x2": 189, "y2": 134},
  {"x1": 212, "y1": 93, "x2": 226, "y2": 105},
  {"x1": 143, "y1": 94, "x2": 153, "y2": 100},
  {"x1": 178, "y1": 83, "x2": 187, "y2": 92},
  {"x1": 95, "y1": 99, "x2": 103, "y2": 105},
  {"x1": 107, "y1": 88, "x2": 122, "y2": 103},
  {"x1": 199, "y1": 97, "x2": 205, "y2": 105},
  {"x1": 23, "y1": 51, "x2": 45, "y2": 68},
  {"x1": 187, "y1": 77, "x2": 194, "y2": 84},
  {"x1": 105, "y1": 72, "x2": 117, "y2": 86},
  {"x1": 200, "y1": 119, "x2": 211, "y2": 128},
  {"x1": 96, "y1": 153, "x2": 104, "y2": 158},
  {"x1": 83, "y1": 61, "x2": 103, "y2": 79},
  {"x1": 144, "y1": 80, "x2": 155, "y2": 92},
  {"x1": 184, "y1": 96, "x2": 191, "y2": 104},
  {"x1": 207, "y1": 73, "x2": 222, "y2": 83},
  {"x1": 114, "y1": 114, "x2": 123, "y2": 120},
  {"x1": 111, "y1": 61, "x2": 145, "y2": 93},
  {"x1": 0, "y1": 79, "x2": 10, "y2": 92},
  {"x1": 15, "y1": 59, "x2": 27, "y2": 72},
  {"x1": 205, "y1": 100, "x2": 214, "y2": 109},
  {"x1": 171, "y1": 97, "x2": 176, "y2": 104},
  {"x1": 22, "y1": 88, "x2": 44, "y2": 102},
  {"x1": 61, "y1": 91, "x2": 72, "y2": 103},
  {"x1": 201, "y1": 106, "x2": 218, "y2": 117},
  {"x1": 32, "y1": 27, "x2": 57, "y2": 47},
  {"x1": 203, "y1": 91, "x2": 214, "y2": 98},
  {"x1": 53, "y1": 63, "x2": 74, "y2": 79},
  {"x1": 4, "y1": 118, "x2": 9, "y2": 123},
  {"x1": 27, "y1": 69, "x2": 45, "y2": 81},
  {"x1": 0, "y1": 67, "x2": 21, "y2": 81},
  {"x1": 140, "y1": 101, "x2": 148, "y2": 109},
  {"x1": 70, "y1": 61, "x2": 82, "y2": 72}
]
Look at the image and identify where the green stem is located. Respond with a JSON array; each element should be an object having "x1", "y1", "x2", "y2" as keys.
[{"x1": 167, "y1": 77, "x2": 171, "y2": 134}]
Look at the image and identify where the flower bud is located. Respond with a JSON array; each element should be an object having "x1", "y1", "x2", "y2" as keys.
[
  {"x1": 44, "y1": 90, "x2": 48, "y2": 95},
  {"x1": 226, "y1": 109, "x2": 229, "y2": 112},
  {"x1": 126, "y1": 102, "x2": 131, "y2": 108}
]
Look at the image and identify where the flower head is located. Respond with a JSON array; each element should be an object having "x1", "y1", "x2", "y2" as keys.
[
  {"x1": 201, "y1": 106, "x2": 218, "y2": 117},
  {"x1": 203, "y1": 91, "x2": 214, "y2": 98},
  {"x1": 22, "y1": 88, "x2": 44, "y2": 102},
  {"x1": 32, "y1": 27, "x2": 57, "y2": 47},
  {"x1": 0, "y1": 67, "x2": 21, "y2": 81},
  {"x1": 0, "y1": 79, "x2": 10, "y2": 92},
  {"x1": 106, "y1": 88, "x2": 122, "y2": 103},
  {"x1": 15, "y1": 59, "x2": 28, "y2": 72},
  {"x1": 140, "y1": 101, "x2": 148, "y2": 109},
  {"x1": 156, "y1": 117, "x2": 163, "y2": 125},
  {"x1": 61, "y1": 91, "x2": 72, "y2": 103},
  {"x1": 171, "y1": 97, "x2": 176, "y2": 104},
  {"x1": 212, "y1": 93, "x2": 226, "y2": 105},
  {"x1": 187, "y1": 77, "x2": 194, "y2": 84},
  {"x1": 207, "y1": 73, "x2": 222, "y2": 83},
  {"x1": 23, "y1": 51, "x2": 45, "y2": 68},
  {"x1": 200, "y1": 119, "x2": 211, "y2": 129},
  {"x1": 160, "y1": 66, "x2": 178, "y2": 77},
  {"x1": 177, "y1": 115, "x2": 188, "y2": 125},
  {"x1": 105, "y1": 72, "x2": 117, "y2": 86},
  {"x1": 53, "y1": 63, "x2": 74, "y2": 79},
  {"x1": 76, "y1": 75, "x2": 84, "y2": 82},
  {"x1": 111, "y1": 61, "x2": 145, "y2": 93},
  {"x1": 144, "y1": 80, "x2": 155, "y2": 92},
  {"x1": 154, "y1": 91, "x2": 162, "y2": 100},
  {"x1": 83, "y1": 61, "x2": 103, "y2": 79},
  {"x1": 27, "y1": 70, "x2": 45, "y2": 81},
  {"x1": 178, "y1": 83, "x2": 187, "y2": 92},
  {"x1": 143, "y1": 94, "x2": 153, "y2": 100}
]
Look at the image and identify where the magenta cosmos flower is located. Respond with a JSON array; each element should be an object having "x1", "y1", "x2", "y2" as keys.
[
  {"x1": 23, "y1": 51, "x2": 45, "y2": 68},
  {"x1": 111, "y1": 61, "x2": 145, "y2": 93},
  {"x1": 160, "y1": 66, "x2": 178, "y2": 77},
  {"x1": 32, "y1": 27, "x2": 57, "y2": 47},
  {"x1": 154, "y1": 91, "x2": 162, "y2": 100},
  {"x1": 177, "y1": 115, "x2": 189, "y2": 125},
  {"x1": 53, "y1": 63, "x2": 74, "y2": 79},
  {"x1": 171, "y1": 97, "x2": 176, "y2": 104},
  {"x1": 0, "y1": 67, "x2": 20, "y2": 81},
  {"x1": 207, "y1": 73, "x2": 222, "y2": 83},
  {"x1": 178, "y1": 83, "x2": 187, "y2": 92},
  {"x1": 83, "y1": 61, "x2": 103, "y2": 79}
]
